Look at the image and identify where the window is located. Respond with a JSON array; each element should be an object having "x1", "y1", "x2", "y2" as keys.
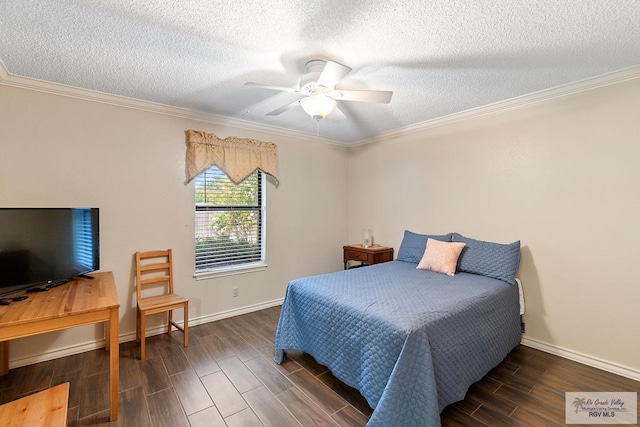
[{"x1": 194, "y1": 166, "x2": 265, "y2": 276}]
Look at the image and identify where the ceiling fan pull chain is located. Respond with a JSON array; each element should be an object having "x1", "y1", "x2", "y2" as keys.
[{"x1": 316, "y1": 120, "x2": 320, "y2": 137}]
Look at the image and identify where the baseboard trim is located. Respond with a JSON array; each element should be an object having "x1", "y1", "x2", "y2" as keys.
[
  {"x1": 13, "y1": 303, "x2": 638, "y2": 384},
  {"x1": 8, "y1": 340, "x2": 110, "y2": 370},
  {"x1": 188, "y1": 298, "x2": 284, "y2": 328},
  {"x1": 521, "y1": 337, "x2": 640, "y2": 382},
  {"x1": 8, "y1": 298, "x2": 283, "y2": 369}
]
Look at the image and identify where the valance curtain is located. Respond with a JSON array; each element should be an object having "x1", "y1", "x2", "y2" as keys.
[{"x1": 184, "y1": 129, "x2": 279, "y2": 186}]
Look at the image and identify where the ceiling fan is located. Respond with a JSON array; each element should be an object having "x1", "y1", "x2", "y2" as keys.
[{"x1": 245, "y1": 59, "x2": 393, "y2": 121}]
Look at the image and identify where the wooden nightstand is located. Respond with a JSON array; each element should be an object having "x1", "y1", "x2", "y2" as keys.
[{"x1": 343, "y1": 244, "x2": 394, "y2": 270}]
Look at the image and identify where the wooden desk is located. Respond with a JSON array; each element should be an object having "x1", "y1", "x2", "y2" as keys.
[
  {"x1": 0, "y1": 272, "x2": 120, "y2": 421},
  {"x1": 0, "y1": 382, "x2": 69, "y2": 426}
]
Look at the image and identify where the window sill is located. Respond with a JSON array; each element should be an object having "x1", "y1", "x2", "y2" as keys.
[{"x1": 194, "y1": 262, "x2": 268, "y2": 280}]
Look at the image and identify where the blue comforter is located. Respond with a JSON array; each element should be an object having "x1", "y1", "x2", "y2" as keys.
[{"x1": 274, "y1": 261, "x2": 521, "y2": 426}]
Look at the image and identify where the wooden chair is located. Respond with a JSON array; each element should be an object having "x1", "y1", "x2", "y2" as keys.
[{"x1": 135, "y1": 249, "x2": 188, "y2": 360}]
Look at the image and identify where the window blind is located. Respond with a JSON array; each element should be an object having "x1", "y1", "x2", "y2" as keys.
[{"x1": 194, "y1": 166, "x2": 264, "y2": 271}]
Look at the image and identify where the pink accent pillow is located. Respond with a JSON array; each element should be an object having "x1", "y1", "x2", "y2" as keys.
[{"x1": 417, "y1": 238, "x2": 466, "y2": 276}]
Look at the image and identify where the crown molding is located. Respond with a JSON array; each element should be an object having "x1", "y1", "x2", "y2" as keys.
[
  {"x1": 2, "y1": 58, "x2": 639, "y2": 148},
  {"x1": 354, "y1": 65, "x2": 640, "y2": 147},
  {"x1": 0, "y1": 59, "x2": 348, "y2": 147},
  {"x1": 0, "y1": 59, "x2": 9, "y2": 80}
]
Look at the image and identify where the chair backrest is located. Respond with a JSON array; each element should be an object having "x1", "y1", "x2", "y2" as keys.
[{"x1": 134, "y1": 249, "x2": 174, "y2": 302}]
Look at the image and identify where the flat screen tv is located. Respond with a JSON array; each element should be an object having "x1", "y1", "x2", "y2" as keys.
[{"x1": 0, "y1": 208, "x2": 99, "y2": 297}]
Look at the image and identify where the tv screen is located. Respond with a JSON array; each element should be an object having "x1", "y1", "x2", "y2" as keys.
[{"x1": 0, "y1": 208, "x2": 99, "y2": 297}]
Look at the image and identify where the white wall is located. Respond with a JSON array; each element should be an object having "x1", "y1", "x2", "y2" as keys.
[
  {"x1": 0, "y1": 84, "x2": 348, "y2": 365},
  {"x1": 3, "y1": 72, "x2": 639, "y2": 379},
  {"x1": 347, "y1": 77, "x2": 640, "y2": 374}
]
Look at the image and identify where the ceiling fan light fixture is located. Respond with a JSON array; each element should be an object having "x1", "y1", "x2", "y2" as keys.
[{"x1": 300, "y1": 94, "x2": 336, "y2": 120}]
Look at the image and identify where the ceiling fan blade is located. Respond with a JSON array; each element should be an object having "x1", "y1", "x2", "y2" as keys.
[
  {"x1": 330, "y1": 89, "x2": 393, "y2": 104},
  {"x1": 327, "y1": 105, "x2": 346, "y2": 122},
  {"x1": 317, "y1": 61, "x2": 352, "y2": 89},
  {"x1": 266, "y1": 100, "x2": 300, "y2": 116},
  {"x1": 245, "y1": 82, "x2": 299, "y2": 93}
]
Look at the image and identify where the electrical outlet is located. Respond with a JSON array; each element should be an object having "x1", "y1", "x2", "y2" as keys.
[{"x1": 233, "y1": 287, "x2": 239, "y2": 297}]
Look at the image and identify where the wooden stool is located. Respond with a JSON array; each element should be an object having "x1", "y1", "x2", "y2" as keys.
[{"x1": 0, "y1": 382, "x2": 69, "y2": 426}]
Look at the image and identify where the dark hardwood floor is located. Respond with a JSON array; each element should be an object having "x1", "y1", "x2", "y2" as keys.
[{"x1": 0, "y1": 306, "x2": 638, "y2": 426}]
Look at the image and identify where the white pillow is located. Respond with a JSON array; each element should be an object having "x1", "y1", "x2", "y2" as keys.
[{"x1": 417, "y1": 238, "x2": 466, "y2": 276}]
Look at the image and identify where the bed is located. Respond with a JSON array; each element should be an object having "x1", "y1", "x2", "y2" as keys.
[{"x1": 274, "y1": 231, "x2": 522, "y2": 426}]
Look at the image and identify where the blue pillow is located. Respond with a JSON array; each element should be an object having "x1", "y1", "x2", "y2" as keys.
[
  {"x1": 397, "y1": 230, "x2": 453, "y2": 264},
  {"x1": 451, "y1": 233, "x2": 520, "y2": 284}
]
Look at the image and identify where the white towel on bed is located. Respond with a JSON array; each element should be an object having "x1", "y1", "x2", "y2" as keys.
[{"x1": 515, "y1": 278, "x2": 525, "y2": 315}]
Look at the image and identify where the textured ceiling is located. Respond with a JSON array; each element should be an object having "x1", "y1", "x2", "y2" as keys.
[{"x1": 1, "y1": 1, "x2": 639, "y2": 143}]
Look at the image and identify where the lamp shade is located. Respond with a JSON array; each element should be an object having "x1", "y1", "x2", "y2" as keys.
[{"x1": 300, "y1": 94, "x2": 337, "y2": 120}]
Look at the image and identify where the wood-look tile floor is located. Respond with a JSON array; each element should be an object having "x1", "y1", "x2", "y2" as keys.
[{"x1": 1, "y1": 306, "x2": 638, "y2": 426}]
